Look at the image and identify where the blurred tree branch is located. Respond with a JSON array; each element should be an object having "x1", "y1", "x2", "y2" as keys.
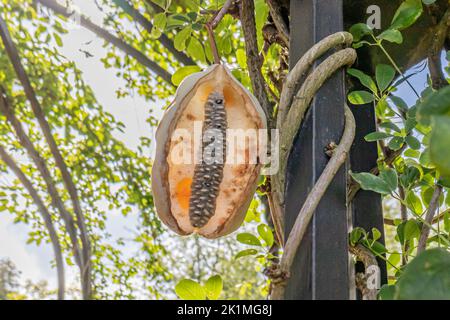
[
  {"x1": 0, "y1": 145, "x2": 65, "y2": 300},
  {"x1": 0, "y1": 16, "x2": 91, "y2": 299},
  {"x1": 111, "y1": 0, "x2": 197, "y2": 66},
  {"x1": 35, "y1": 0, "x2": 173, "y2": 85}
]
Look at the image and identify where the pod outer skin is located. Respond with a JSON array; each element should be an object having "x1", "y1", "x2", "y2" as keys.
[{"x1": 151, "y1": 64, "x2": 267, "y2": 239}]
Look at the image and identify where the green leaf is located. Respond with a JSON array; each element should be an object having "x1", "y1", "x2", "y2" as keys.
[
  {"x1": 372, "y1": 228, "x2": 381, "y2": 241},
  {"x1": 150, "y1": 27, "x2": 162, "y2": 39},
  {"x1": 187, "y1": 37, "x2": 206, "y2": 63},
  {"x1": 404, "y1": 149, "x2": 420, "y2": 158},
  {"x1": 379, "y1": 284, "x2": 397, "y2": 300},
  {"x1": 417, "y1": 86, "x2": 450, "y2": 125},
  {"x1": 167, "y1": 14, "x2": 187, "y2": 28},
  {"x1": 419, "y1": 148, "x2": 435, "y2": 168},
  {"x1": 257, "y1": 224, "x2": 274, "y2": 247},
  {"x1": 205, "y1": 275, "x2": 223, "y2": 300},
  {"x1": 377, "y1": 29, "x2": 403, "y2": 44},
  {"x1": 171, "y1": 65, "x2": 201, "y2": 86},
  {"x1": 405, "y1": 190, "x2": 423, "y2": 214},
  {"x1": 348, "y1": 91, "x2": 375, "y2": 105},
  {"x1": 400, "y1": 166, "x2": 420, "y2": 188},
  {"x1": 404, "y1": 219, "x2": 420, "y2": 241},
  {"x1": 380, "y1": 121, "x2": 401, "y2": 133},
  {"x1": 395, "y1": 248, "x2": 450, "y2": 299},
  {"x1": 203, "y1": 37, "x2": 214, "y2": 63},
  {"x1": 236, "y1": 48, "x2": 247, "y2": 69},
  {"x1": 388, "y1": 252, "x2": 401, "y2": 270},
  {"x1": 405, "y1": 117, "x2": 418, "y2": 133},
  {"x1": 405, "y1": 136, "x2": 421, "y2": 150},
  {"x1": 421, "y1": 187, "x2": 435, "y2": 207},
  {"x1": 388, "y1": 136, "x2": 405, "y2": 151},
  {"x1": 429, "y1": 115, "x2": 450, "y2": 176},
  {"x1": 187, "y1": 12, "x2": 198, "y2": 22},
  {"x1": 380, "y1": 168, "x2": 398, "y2": 192},
  {"x1": 255, "y1": 0, "x2": 269, "y2": 50},
  {"x1": 153, "y1": 13, "x2": 167, "y2": 30},
  {"x1": 371, "y1": 241, "x2": 388, "y2": 254},
  {"x1": 438, "y1": 175, "x2": 450, "y2": 188},
  {"x1": 444, "y1": 211, "x2": 450, "y2": 233},
  {"x1": 350, "y1": 227, "x2": 365, "y2": 245},
  {"x1": 217, "y1": 33, "x2": 232, "y2": 55},
  {"x1": 376, "y1": 98, "x2": 390, "y2": 117},
  {"x1": 364, "y1": 132, "x2": 392, "y2": 142},
  {"x1": 347, "y1": 69, "x2": 378, "y2": 93},
  {"x1": 237, "y1": 233, "x2": 262, "y2": 246},
  {"x1": 350, "y1": 172, "x2": 392, "y2": 194},
  {"x1": 397, "y1": 222, "x2": 407, "y2": 245},
  {"x1": 175, "y1": 279, "x2": 207, "y2": 300},
  {"x1": 235, "y1": 249, "x2": 258, "y2": 260},
  {"x1": 376, "y1": 64, "x2": 396, "y2": 92},
  {"x1": 170, "y1": 13, "x2": 190, "y2": 23},
  {"x1": 390, "y1": 0, "x2": 423, "y2": 31},
  {"x1": 349, "y1": 23, "x2": 373, "y2": 42},
  {"x1": 53, "y1": 33, "x2": 63, "y2": 47},
  {"x1": 390, "y1": 96, "x2": 409, "y2": 113},
  {"x1": 174, "y1": 26, "x2": 192, "y2": 51}
]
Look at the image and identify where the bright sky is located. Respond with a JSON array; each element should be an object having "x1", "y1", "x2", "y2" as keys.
[{"x1": 0, "y1": 0, "x2": 438, "y2": 294}]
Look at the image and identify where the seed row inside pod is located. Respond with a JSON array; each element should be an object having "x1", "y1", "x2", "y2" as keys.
[
  {"x1": 189, "y1": 92, "x2": 227, "y2": 228},
  {"x1": 152, "y1": 64, "x2": 267, "y2": 239}
]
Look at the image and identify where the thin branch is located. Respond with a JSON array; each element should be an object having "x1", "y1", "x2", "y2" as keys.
[
  {"x1": 266, "y1": 0, "x2": 289, "y2": 48},
  {"x1": 261, "y1": 194, "x2": 281, "y2": 260},
  {"x1": 239, "y1": 0, "x2": 274, "y2": 125},
  {"x1": 383, "y1": 218, "x2": 396, "y2": 226},
  {"x1": 349, "y1": 244, "x2": 378, "y2": 300},
  {"x1": 210, "y1": 0, "x2": 234, "y2": 28},
  {"x1": 205, "y1": 24, "x2": 221, "y2": 64},
  {"x1": 385, "y1": 209, "x2": 450, "y2": 227},
  {"x1": 0, "y1": 145, "x2": 65, "y2": 300},
  {"x1": 111, "y1": 0, "x2": 196, "y2": 66},
  {"x1": 0, "y1": 90, "x2": 79, "y2": 294},
  {"x1": 399, "y1": 187, "x2": 408, "y2": 222},
  {"x1": 271, "y1": 106, "x2": 356, "y2": 300},
  {"x1": 417, "y1": 185, "x2": 442, "y2": 254},
  {"x1": 144, "y1": 0, "x2": 163, "y2": 14},
  {"x1": 0, "y1": 17, "x2": 91, "y2": 299},
  {"x1": 35, "y1": 0, "x2": 173, "y2": 85},
  {"x1": 266, "y1": 178, "x2": 284, "y2": 246},
  {"x1": 399, "y1": 186, "x2": 409, "y2": 265},
  {"x1": 204, "y1": 0, "x2": 235, "y2": 65}
]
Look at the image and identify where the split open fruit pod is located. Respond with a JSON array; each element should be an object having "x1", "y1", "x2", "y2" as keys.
[{"x1": 152, "y1": 64, "x2": 267, "y2": 239}]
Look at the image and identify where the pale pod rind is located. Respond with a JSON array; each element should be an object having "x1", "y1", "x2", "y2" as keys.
[{"x1": 152, "y1": 64, "x2": 267, "y2": 239}]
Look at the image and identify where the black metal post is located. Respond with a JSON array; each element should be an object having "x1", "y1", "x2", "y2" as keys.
[
  {"x1": 343, "y1": 1, "x2": 388, "y2": 297},
  {"x1": 284, "y1": 0, "x2": 350, "y2": 299}
]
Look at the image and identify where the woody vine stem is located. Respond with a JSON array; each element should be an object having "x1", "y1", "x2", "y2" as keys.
[
  {"x1": 266, "y1": 32, "x2": 359, "y2": 299},
  {"x1": 234, "y1": 0, "x2": 368, "y2": 300}
]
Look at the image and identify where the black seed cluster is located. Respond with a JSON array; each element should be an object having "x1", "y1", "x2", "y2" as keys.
[{"x1": 189, "y1": 92, "x2": 227, "y2": 228}]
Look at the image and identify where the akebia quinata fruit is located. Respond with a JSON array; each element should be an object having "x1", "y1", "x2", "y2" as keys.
[{"x1": 152, "y1": 64, "x2": 267, "y2": 239}]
